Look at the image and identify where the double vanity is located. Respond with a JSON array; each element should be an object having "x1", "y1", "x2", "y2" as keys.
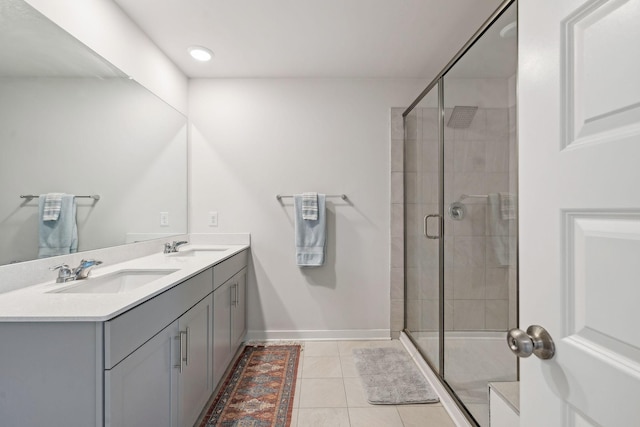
[{"x1": 0, "y1": 239, "x2": 249, "y2": 427}]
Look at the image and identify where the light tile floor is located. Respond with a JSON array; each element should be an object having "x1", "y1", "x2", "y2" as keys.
[{"x1": 291, "y1": 340, "x2": 456, "y2": 427}]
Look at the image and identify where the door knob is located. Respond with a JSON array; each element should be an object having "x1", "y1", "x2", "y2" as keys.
[{"x1": 507, "y1": 325, "x2": 555, "y2": 360}]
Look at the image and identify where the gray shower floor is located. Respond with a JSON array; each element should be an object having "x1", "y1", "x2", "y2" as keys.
[{"x1": 413, "y1": 331, "x2": 517, "y2": 427}]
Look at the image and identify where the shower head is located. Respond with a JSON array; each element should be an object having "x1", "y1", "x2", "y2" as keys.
[{"x1": 447, "y1": 106, "x2": 478, "y2": 129}]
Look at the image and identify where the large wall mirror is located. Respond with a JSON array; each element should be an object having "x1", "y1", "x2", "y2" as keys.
[{"x1": 0, "y1": 0, "x2": 188, "y2": 265}]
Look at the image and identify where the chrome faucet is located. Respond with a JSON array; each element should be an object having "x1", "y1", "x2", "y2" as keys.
[
  {"x1": 164, "y1": 240, "x2": 188, "y2": 254},
  {"x1": 73, "y1": 259, "x2": 103, "y2": 280},
  {"x1": 50, "y1": 264, "x2": 74, "y2": 283},
  {"x1": 50, "y1": 259, "x2": 103, "y2": 283}
]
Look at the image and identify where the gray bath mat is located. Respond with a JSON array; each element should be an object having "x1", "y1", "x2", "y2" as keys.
[{"x1": 352, "y1": 347, "x2": 439, "y2": 405}]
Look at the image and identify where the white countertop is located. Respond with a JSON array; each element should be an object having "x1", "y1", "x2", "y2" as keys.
[{"x1": 0, "y1": 244, "x2": 248, "y2": 322}]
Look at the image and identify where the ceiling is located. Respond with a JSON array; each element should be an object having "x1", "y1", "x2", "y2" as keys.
[
  {"x1": 113, "y1": 0, "x2": 506, "y2": 80},
  {"x1": 446, "y1": 3, "x2": 517, "y2": 79}
]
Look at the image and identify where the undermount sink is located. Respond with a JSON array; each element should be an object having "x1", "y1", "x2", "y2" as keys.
[
  {"x1": 166, "y1": 247, "x2": 228, "y2": 257},
  {"x1": 50, "y1": 269, "x2": 178, "y2": 294}
]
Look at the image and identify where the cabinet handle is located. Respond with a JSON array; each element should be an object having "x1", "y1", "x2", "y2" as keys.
[
  {"x1": 233, "y1": 283, "x2": 238, "y2": 307},
  {"x1": 184, "y1": 327, "x2": 189, "y2": 367},
  {"x1": 232, "y1": 283, "x2": 238, "y2": 307},
  {"x1": 174, "y1": 330, "x2": 188, "y2": 372},
  {"x1": 173, "y1": 335, "x2": 183, "y2": 373}
]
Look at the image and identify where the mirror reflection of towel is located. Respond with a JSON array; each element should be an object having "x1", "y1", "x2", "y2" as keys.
[
  {"x1": 42, "y1": 192, "x2": 64, "y2": 221},
  {"x1": 38, "y1": 194, "x2": 78, "y2": 258}
]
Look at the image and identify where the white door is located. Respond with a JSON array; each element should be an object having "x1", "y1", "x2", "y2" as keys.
[{"x1": 519, "y1": 0, "x2": 640, "y2": 425}]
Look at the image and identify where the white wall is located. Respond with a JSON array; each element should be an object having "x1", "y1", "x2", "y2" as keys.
[
  {"x1": 189, "y1": 78, "x2": 427, "y2": 339},
  {"x1": 24, "y1": 0, "x2": 188, "y2": 114}
]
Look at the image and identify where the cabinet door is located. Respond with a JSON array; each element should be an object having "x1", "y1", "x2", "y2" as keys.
[
  {"x1": 212, "y1": 280, "x2": 232, "y2": 386},
  {"x1": 178, "y1": 295, "x2": 213, "y2": 427},
  {"x1": 106, "y1": 321, "x2": 179, "y2": 427},
  {"x1": 231, "y1": 268, "x2": 247, "y2": 350}
]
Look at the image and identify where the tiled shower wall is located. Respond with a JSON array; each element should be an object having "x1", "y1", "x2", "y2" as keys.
[
  {"x1": 389, "y1": 94, "x2": 517, "y2": 337},
  {"x1": 442, "y1": 106, "x2": 515, "y2": 332},
  {"x1": 403, "y1": 107, "x2": 440, "y2": 337},
  {"x1": 390, "y1": 108, "x2": 406, "y2": 339}
]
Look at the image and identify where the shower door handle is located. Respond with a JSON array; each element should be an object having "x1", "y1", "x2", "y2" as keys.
[
  {"x1": 424, "y1": 214, "x2": 442, "y2": 239},
  {"x1": 507, "y1": 325, "x2": 555, "y2": 360}
]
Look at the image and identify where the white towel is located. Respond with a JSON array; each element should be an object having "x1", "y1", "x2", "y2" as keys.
[
  {"x1": 294, "y1": 194, "x2": 326, "y2": 267},
  {"x1": 42, "y1": 193, "x2": 64, "y2": 221},
  {"x1": 499, "y1": 192, "x2": 516, "y2": 220},
  {"x1": 487, "y1": 193, "x2": 514, "y2": 267},
  {"x1": 302, "y1": 192, "x2": 319, "y2": 220}
]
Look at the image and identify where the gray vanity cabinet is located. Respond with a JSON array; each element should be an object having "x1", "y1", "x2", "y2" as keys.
[
  {"x1": 0, "y1": 249, "x2": 248, "y2": 427},
  {"x1": 104, "y1": 268, "x2": 213, "y2": 427},
  {"x1": 212, "y1": 278, "x2": 233, "y2": 386},
  {"x1": 212, "y1": 251, "x2": 248, "y2": 387},
  {"x1": 231, "y1": 268, "x2": 247, "y2": 350},
  {"x1": 177, "y1": 295, "x2": 213, "y2": 427},
  {"x1": 105, "y1": 320, "x2": 179, "y2": 427},
  {"x1": 106, "y1": 294, "x2": 212, "y2": 427},
  {"x1": 212, "y1": 268, "x2": 247, "y2": 385},
  {"x1": 105, "y1": 250, "x2": 247, "y2": 427},
  {"x1": 0, "y1": 322, "x2": 103, "y2": 427}
]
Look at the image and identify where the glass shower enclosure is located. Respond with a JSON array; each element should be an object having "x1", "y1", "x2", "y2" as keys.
[{"x1": 403, "y1": 1, "x2": 518, "y2": 426}]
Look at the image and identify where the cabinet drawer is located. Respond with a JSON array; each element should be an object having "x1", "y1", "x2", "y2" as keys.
[
  {"x1": 105, "y1": 268, "x2": 213, "y2": 369},
  {"x1": 213, "y1": 250, "x2": 247, "y2": 290}
]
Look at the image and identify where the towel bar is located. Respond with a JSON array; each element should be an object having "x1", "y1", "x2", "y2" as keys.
[
  {"x1": 458, "y1": 194, "x2": 488, "y2": 202},
  {"x1": 20, "y1": 194, "x2": 101, "y2": 201},
  {"x1": 276, "y1": 194, "x2": 347, "y2": 201}
]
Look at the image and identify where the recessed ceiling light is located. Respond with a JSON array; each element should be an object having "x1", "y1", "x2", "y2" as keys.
[{"x1": 188, "y1": 46, "x2": 214, "y2": 62}]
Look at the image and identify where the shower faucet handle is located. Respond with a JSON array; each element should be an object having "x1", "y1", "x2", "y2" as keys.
[
  {"x1": 448, "y1": 202, "x2": 466, "y2": 221},
  {"x1": 507, "y1": 325, "x2": 555, "y2": 360}
]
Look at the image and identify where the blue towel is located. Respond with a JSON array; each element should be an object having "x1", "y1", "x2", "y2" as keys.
[
  {"x1": 294, "y1": 193, "x2": 326, "y2": 267},
  {"x1": 38, "y1": 194, "x2": 78, "y2": 258}
]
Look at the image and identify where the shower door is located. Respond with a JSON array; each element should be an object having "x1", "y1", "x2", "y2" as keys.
[
  {"x1": 404, "y1": 1, "x2": 518, "y2": 426},
  {"x1": 404, "y1": 84, "x2": 441, "y2": 373},
  {"x1": 441, "y1": 3, "x2": 519, "y2": 422}
]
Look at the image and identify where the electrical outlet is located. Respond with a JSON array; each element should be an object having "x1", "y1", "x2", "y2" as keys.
[
  {"x1": 208, "y1": 211, "x2": 218, "y2": 227},
  {"x1": 160, "y1": 212, "x2": 169, "y2": 227}
]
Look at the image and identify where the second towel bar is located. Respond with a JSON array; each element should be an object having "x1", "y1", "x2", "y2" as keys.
[{"x1": 20, "y1": 194, "x2": 101, "y2": 201}]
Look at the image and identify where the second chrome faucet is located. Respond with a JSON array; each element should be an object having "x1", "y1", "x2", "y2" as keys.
[
  {"x1": 164, "y1": 240, "x2": 188, "y2": 254},
  {"x1": 50, "y1": 259, "x2": 103, "y2": 283}
]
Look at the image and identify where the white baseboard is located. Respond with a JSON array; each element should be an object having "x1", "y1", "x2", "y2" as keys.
[
  {"x1": 400, "y1": 332, "x2": 473, "y2": 427},
  {"x1": 246, "y1": 329, "x2": 390, "y2": 341}
]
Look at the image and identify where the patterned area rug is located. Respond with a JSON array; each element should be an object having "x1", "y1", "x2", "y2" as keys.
[{"x1": 199, "y1": 345, "x2": 300, "y2": 427}]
